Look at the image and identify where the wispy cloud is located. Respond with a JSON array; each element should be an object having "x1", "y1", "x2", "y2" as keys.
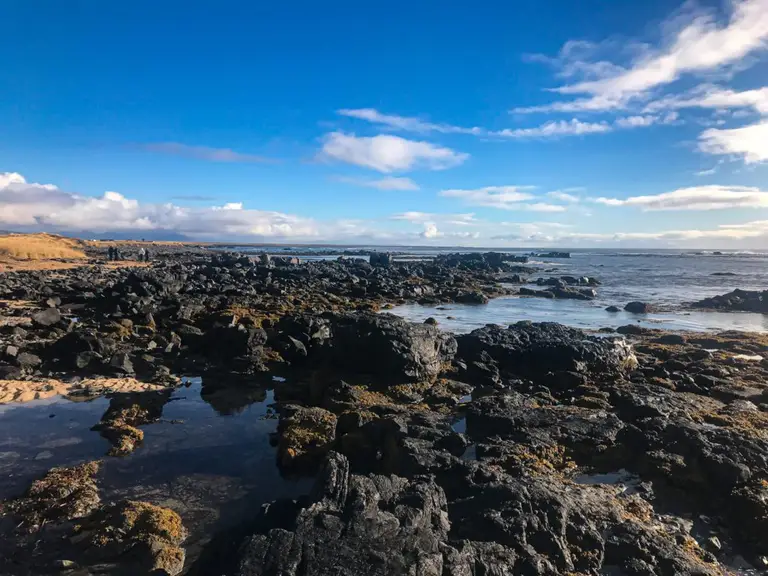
[
  {"x1": 335, "y1": 176, "x2": 420, "y2": 191},
  {"x1": 547, "y1": 190, "x2": 581, "y2": 202},
  {"x1": 699, "y1": 120, "x2": 768, "y2": 163},
  {"x1": 319, "y1": 132, "x2": 468, "y2": 173},
  {"x1": 391, "y1": 212, "x2": 479, "y2": 225},
  {"x1": 516, "y1": 0, "x2": 768, "y2": 113},
  {"x1": 439, "y1": 186, "x2": 567, "y2": 212},
  {"x1": 337, "y1": 108, "x2": 482, "y2": 135},
  {"x1": 695, "y1": 167, "x2": 718, "y2": 176},
  {"x1": 644, "y1": 85, "x2": 768, "y2": 115},
  {"x1": 495, "y1": 119, "x2": 612, "y2": 138},
  {"x1": 339, "y1": 107, "x2": 680, "y2": 140},
  {"x1": 142, "y1": 142, "x2": 273, "y2": 163},
  {"x1": 595, "y1": 185, "x2": 768, "y2": 210}
]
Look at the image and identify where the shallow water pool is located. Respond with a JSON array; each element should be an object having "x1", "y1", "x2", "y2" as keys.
[
  {"x1": 390, "y1": 296, "x2": 768, "y2": 333},
  {"x1": 0, "y1": 377, "x2": 312, "y2": 570}
]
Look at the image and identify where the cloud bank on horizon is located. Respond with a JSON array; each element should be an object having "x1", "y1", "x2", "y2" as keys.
[{"x1": 1, "y1": 0, "x2": 767, "y2": 247}]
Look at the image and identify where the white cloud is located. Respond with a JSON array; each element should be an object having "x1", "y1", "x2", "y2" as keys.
[
  {"x1": 547, "y1": 191, "x2": 581, "y2": 202},
  {"x1": 699, "y1": 120, "x2": 768, "y2": 163},
  {"x1": 525, "y1": 203, "x2": 567, "y2": 213},
  {"x1": 695, "y1": 167, "x2": 718, "y2": 176},
  {"x1": 338, "y1": 107, "x2": 680, "y2": 141},
  {"x1": 645, "y1": 85, "x2": 768, "y2": 115},
  {"x1": 564, "y1": 219, "x2": 768, "y2": 242},
  {"x1": 421, "y1": 223, "x2": 440, "y2": 238},
  {"x1": 142, "y1": 142, "x2": 272, "y2": 163},
  {"x1": 319, "y1": 132, "x2": 468, "y2": 173},
  {"x1": 495, "y1": 119, "x2": 612, "y2": 138},
  {"x1": 391, "y1": 212, "x2": 479, "y2": 225},
  {"x1": 0, "y1": 172, "x2": 318, "y2": 239},
  {"x1": 337, "y1": 108, "x2": 482, "y2": 135},
  {"x1": 440, "y1": 186, "x2": 535, "y2": 208},
  {"x1": 6, "y1": 171, "x2": 768, "y2": 248},
  {"x1": 517, "y1": 0, "x2": 768, "y2": 113},
  {"x1": 439, "y1": 186, "x2": 571, "y2": 212},
  {"x1": 335, "y1": 176, "x2": 419, "y2": 191},
  {"x1": 595, "y1": 185, "x2": 768, "y2": 210}
]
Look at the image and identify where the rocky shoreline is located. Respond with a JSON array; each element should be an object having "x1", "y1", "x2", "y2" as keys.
[{"x1": 1, "y1": 250, "x2": 767, "y2": 575}]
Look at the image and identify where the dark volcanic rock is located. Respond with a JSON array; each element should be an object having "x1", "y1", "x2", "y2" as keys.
[
  {"x1": 235, "y1": 452, "x2": 723, "y2": 576},
  {"x1": 605, "y1": 305, "x2": 621, "y2": 313},
  {"x1": 325, "y1": 313, "x2": 457, "y2": 383},
  {"x1": 456, "y1": 322, "x2": 637, "y2": 381},
  {"x1": 236, "y1": 452, "x2": 450, "y2": 576},
  {"x1": 369, "y1": 252, "x2": 393, "y2": 267},
  {"x1": 692, "y1": 289, "x2": 768, "y2": 313},
  {"x1": 625, "y1": 301, "x2": 652, "y2": 314},
  {"x1": 199, "y1": 325, "x2": 268, "y2": 361}
]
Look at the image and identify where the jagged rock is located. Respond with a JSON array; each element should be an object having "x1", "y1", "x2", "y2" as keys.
[
  {"x1": 456, "y1": 322, "x2": 637, "y2": 382},
  {"x1": 369, "y1": 252, "x2": 393, "y2": 267},
  {"x1": 692, "y1": 289, "x2": 768, "y2": 314},
  {"x1": 325, "y1": 313, "x2": 457, "y2": 383},
  {"x1": 109, "y1": 352, "x2": 135, "y2": 375},
  {"x1": 199, "y1": 325, "x2": 267, "y2": 360},
  {"x1": 236, "y1": 452, "x2": 450, "y2": 576}
]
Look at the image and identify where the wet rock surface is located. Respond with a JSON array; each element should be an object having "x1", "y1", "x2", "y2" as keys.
[
  {"x1": 692, "y1": 288, "x2": 768, "y2": 313},
  {"x1": 1, "y1": 251, "x2": 768, "y2": 575}
]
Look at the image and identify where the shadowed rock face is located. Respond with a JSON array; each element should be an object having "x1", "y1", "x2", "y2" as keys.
[
  {"x1": 323, "y1": 313, "x2": 458, "y2": 383},
  {"x1": 234, "y1": 452, "x2": 723, "y2": 576},
  {"x1": 237, "y1": 452, "x2": 450, "y2": 576}
]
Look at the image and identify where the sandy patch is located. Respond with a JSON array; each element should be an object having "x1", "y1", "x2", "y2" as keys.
[{"x1": 0, "y1": 378, "x2": 170, "y2": 404}]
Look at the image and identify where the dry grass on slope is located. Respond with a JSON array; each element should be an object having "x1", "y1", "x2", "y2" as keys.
[{"x1": 0, "y1": 233, "x2": 87, "y2": 261}]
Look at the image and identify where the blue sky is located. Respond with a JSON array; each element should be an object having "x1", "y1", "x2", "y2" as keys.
[{"x1": 1, "y1": 0, "x2": 768, "y2": 246}]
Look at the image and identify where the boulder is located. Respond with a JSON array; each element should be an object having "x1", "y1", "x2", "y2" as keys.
[
  {"x1": 325, "y1": 313, "x2": 457, "y2": 382},
  {"x1": 454, "y1": 291, "x2": 489, "y2": 304},
  {"x1": 31, "y1": 308, "x2": 61, "y2": 327},
  {"x1": 624, "y1": 301, "x2": 652, "y2": 314},
  {"x1": 199, "y1": 325, "x2": 267, "y2": 360},
  {"x1": 456, "y1": 322, "x2": 637, "y2": 381},
  {"x1": 16, "y1": 352, "x2": 42, "y2": 369},
  {"x1": 692, "y1": 289, "x2": 768, "y2": 314},
  {"x1": 369, "y1": 252, "x2": 393, "y2": 267},
  {"x1": 277, "y1": 406, "x2": 337, "y2": 472}
]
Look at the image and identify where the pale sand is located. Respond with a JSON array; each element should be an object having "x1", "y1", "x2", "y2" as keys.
[{"x1": 0, "y1": 378, "x2": 170, "y2": 404}]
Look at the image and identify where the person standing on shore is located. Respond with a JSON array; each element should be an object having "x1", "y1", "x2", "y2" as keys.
[
  {"x1": 139, "y1": 247, "x2": 146, "y2": 262},
  {"x1": 107, "y1": 247, "x2": 114, "y2": 261}
]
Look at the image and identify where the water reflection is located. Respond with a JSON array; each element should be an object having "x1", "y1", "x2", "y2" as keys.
[{"x1": 0, "y1": 377, "x2": 312, "y2": 568}]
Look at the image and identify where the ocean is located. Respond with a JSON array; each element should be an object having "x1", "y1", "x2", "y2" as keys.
[{"x1": 227, "y1": 247, "x2": 768, "y2": 333}]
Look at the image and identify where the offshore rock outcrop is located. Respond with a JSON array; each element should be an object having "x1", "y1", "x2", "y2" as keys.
[{"x1": 692, "y1": 289, "x2": 768, "y2": 314}]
